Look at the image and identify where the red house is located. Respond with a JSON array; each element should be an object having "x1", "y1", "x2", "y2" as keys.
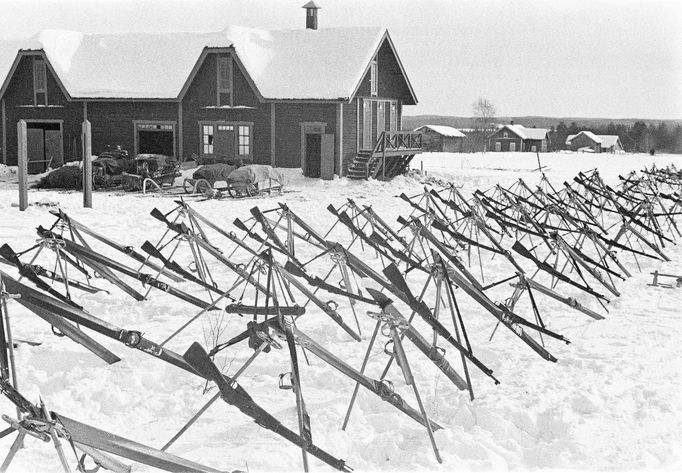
[
  {"x1": 489, "y1": 123, "x2": 550, "y2": 153},
  {"x1": 0, "y1": 5, "x2": 420, "y2": 179}
]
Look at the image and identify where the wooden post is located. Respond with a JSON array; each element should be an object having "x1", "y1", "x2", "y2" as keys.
[
  {"x1": 17, "y1": 120, "x2": 27, "y2": 211},
  {"x1": 82, "y1": 120, "x2": 92, "y2": 208}
]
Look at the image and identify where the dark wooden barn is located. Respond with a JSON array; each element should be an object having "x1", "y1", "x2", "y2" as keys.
[
  {"x1": 413, "y1": 125, "x2": 464, "y2": 152},
  {"x1": 0, "y1": 5, "x2": 421, "y2": 179},
  {"x1": 489, "y1": 123, "x2": 550, "y2": 152}
]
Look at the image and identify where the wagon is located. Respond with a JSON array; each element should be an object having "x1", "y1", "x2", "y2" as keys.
[
  {"x1": 225, "y1": 164, "x2": 284, "y2": 197},
  {"x1": 121, "y1": 154, "x2": 181, "y2": 193},
  {"x1": 183, "y1": 163, "x2": 238, "y2": 194}
]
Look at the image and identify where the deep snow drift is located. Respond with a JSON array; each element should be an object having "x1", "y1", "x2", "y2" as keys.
[{"x1": 0, "y1": 152, "x2": 680, "y2": 472}]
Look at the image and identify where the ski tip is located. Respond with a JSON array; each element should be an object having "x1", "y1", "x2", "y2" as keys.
[{"x1": 149, "y1": 207, "x2": 165, "y2": 221}]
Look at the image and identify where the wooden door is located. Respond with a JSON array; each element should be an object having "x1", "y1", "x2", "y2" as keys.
[
  {"x1": 362, "y1": 100, "x2": 372, "y2": 150},
  {"x1": 376, "y1": 102, "x2": 385, "y2": 141},
  {"x1": 27, "y1": 128, "x2": 45, "y2": 174},
  {"x1": 305, "y1": 133, "x2": 321, "y2": 178},
  {"x1": 214, "y1": 129, "x2": 235, "y2": 161},
  {"x1": 320, "y1": 134, "x2": 335, "y2": 180},
  {"x1": 44, "y1": 129, "x2": 63, "y2": 167}
]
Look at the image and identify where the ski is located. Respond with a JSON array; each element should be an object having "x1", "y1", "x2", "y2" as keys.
[{"x1": 183, "y1": 342, "x2": 351, "y2": 472}]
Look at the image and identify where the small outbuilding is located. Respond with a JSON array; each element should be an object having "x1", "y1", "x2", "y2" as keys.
[
  {"x1": 566, "y1": 131, "x2": 623, "y2": 153},
  {"x1": 414, "y1": 125, "x2": 465, "y2": 152}
]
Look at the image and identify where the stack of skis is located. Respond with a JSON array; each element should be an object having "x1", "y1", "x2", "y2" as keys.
[{"x1": 0, "y1": 163, "x2": 680, "y2": 472}]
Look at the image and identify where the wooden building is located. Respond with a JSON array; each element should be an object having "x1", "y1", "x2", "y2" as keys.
[
  {"x1": 489, "y1": 123, "x2": 550, "y2": 152},
  {"x1": 566, "y1": 131, "x2": 624, "y2": 153},
  {"x1": 0, "y1": 5, "x2": 420, "y2": 179},
  {"x1": 413, "y1": 125, "x2": 464, "y2": 152}
]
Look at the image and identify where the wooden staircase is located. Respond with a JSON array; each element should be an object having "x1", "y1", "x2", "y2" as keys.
[{"x1": 346, "y1": 131, "x2": 423, "y2": 181}]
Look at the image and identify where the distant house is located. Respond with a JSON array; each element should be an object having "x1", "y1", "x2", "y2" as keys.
[
  {"x1": 414, "y1": 125, "x2": 465, "y2": 152},
  {"x1": 566, "y1": 131, "x2": 623, "y2": 153},
  {"x1": 489, "y1": 123, "x2": 550, "y2": 152},
  {"x1": 0, "y1": 4, "x2": 420, "y2": 179}
]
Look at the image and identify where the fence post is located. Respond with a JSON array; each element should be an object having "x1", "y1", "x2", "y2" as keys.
[
  {"x1": 17, "y1": 120, "x2": 27, "y2": 211},
  {"x1": 82, "y1": 120, "x2": 92, "y2": 208}
]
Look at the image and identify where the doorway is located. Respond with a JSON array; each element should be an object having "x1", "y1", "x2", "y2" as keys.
[
  {"x1": 304, "y1": 133, "x2": 321, "y2": 178},
  {"x1": 134, "y1": 122, "x2": 175, "y2": 157},
  {"x1": 25, "y1": 122, "x2": 63, "y2": 174},
  {"x1": 138, "y1": 130, "x2": 174, "y2": 155}
]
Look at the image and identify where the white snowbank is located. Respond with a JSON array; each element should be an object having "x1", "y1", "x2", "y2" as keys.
[{"x1": 0, "y1": 152, "x2": 680, "y2": 472}]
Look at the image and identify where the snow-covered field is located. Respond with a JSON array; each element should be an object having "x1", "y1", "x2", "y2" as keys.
[{"x1": 0, "y1": 151, "x2": 681, "y2": 472}]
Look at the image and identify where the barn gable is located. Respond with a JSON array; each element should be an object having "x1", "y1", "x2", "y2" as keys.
[
  {"x1": 0, "y1": 51, "x2": 71, "y2": 105},
  {"x1": 179, "y1": 48, "x2": 263, "y2": 107},
  {"x1": 350, "y1": 32, "x2": 417, "y2": 105}
]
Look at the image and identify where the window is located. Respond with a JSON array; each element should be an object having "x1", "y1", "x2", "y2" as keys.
[
  {"x1": 531, "y1": 145, "x2": 537, "y2": 153},
  {"x1": 510, "y1": 142, "x2": 516, "y2": 152},
  {"x1": 503, "y1": 132, "x2": 508, "y2": 139},
  {"x1": 370, "y1": 59, "x2": 378, "y2": 96},
  {"x1": 217, "y1": 56, "x2": 232, "y2": 106},
  {"x1": 238, "y1": 125, "x2": 250, "y2": 156},
  {"x1": 138, "y1": 123, "x2": 173, "y2": 131},
  {"x1": 33, "y1": 58, "x2": 47, "y2": 106},
  {"x1": 202, "y1": 125, "x2": 214, "y2": 154},
  {"x1": 495, "y1": 142, "x2": 501, "y2": 152}
]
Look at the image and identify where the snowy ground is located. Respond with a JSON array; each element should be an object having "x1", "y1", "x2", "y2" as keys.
[{"x1": 0, "y1": 152, "x2": 681, "y2": 472}]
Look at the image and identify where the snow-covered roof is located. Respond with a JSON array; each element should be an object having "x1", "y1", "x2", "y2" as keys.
[
  {"x1": 414, "y1": 125, "x2": 465, "y2": 138},
  {"x1": 566, "y1": 131, "x2": 621, "y2": 148},
  {"x1": 1, "y1": 26, "x2": 399, "y2": 101},
  {"x1": 499, "y1": 124, "x2": 549, "y2": 140},
  {"x1": 598, "y1": 135, "x2": 621, "y2": 148}
]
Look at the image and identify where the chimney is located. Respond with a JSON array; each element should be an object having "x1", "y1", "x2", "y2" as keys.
[
  {"x1": 510, "y1": 120, "x2": 514, "y2": 125},
  {"x1": 302, "y1": 1, "x2": 320, "y2": 30}
]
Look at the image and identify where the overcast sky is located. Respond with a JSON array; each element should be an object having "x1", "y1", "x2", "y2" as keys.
[{"x1": 0, "y1": 0, "x2": 680, "y2": 119}]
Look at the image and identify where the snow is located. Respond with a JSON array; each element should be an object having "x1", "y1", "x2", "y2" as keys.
[
  {"x1": 566, "y1": 132, "x2": 622, "y2": 150},
  {"x1": 0, "y1": 152, "x2": 681, "y2": 472},
  {"x1": 0, "y1": 26, "x2": 385, "y2": 100},
  {"x1": 597, "y1": 135, "x2": 621, "y2": 149},
  {"x1": 415, "y1": 125, "x2": 466, "y2": 138},
  {"x1": 500, "y1": 125, "x2": 550, "y2": 141}
]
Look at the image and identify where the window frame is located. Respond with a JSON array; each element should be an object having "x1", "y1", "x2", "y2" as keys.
[
  {"x1": 216, "y1": 56, "x2": 233, "y2": 107},
  {"x1": 370, "y1": 59, "x2": 378, "y2": 97},
  {"x1": 33, "y1": 57, "x2": 48, "y2": 106}
]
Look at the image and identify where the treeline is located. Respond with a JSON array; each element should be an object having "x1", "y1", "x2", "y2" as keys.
[{"x1": 550, "y1": 121, "x2": 682, "y2": 153}]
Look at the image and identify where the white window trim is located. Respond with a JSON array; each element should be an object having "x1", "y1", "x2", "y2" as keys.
[{"x1": 199, "y1": 121, "x2": 253, "y2": 159}]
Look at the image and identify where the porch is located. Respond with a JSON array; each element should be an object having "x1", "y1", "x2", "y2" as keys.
[{"x1": 347, "y1": 131, "x2": 422, "y2": 180}]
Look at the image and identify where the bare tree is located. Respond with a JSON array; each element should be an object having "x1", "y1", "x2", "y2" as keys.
[
  {"x1": 470, "y1": 97, "x2": 497, "y2": 152},
  {"x1": 472, "y1": 97, "x2": 497, "y2": 132}
]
